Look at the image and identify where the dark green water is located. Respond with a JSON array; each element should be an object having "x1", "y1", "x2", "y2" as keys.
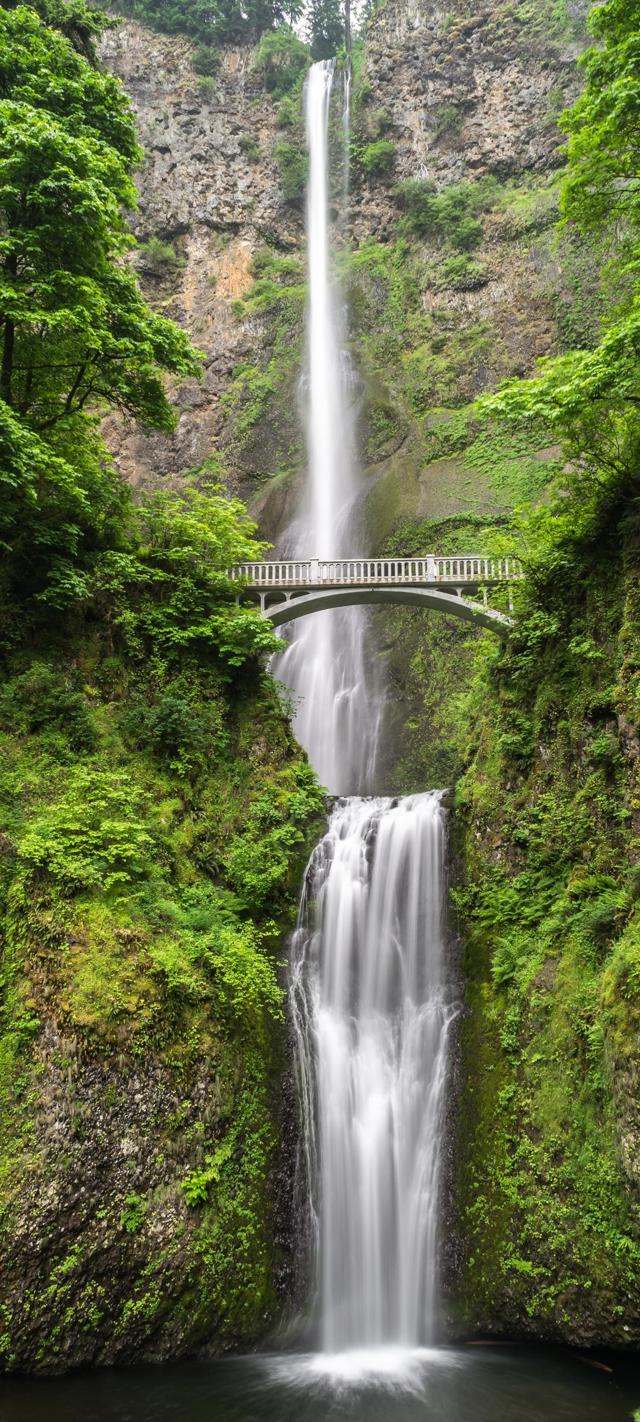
[{"x1": 1, "y1": 1347, "x2": 639, "y2": 1422}]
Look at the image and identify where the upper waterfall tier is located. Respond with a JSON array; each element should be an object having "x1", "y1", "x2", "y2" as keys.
[{"x1": 272, "y1": 60, "x2": 381, "y2": 795}]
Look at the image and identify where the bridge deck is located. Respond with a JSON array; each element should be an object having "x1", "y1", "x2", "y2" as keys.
[
  {"x1": 228, "y1": 555, "x2": 522, "y2": 636},
  {"x1": 229, "y1": 555, "x2": 524, "y2": 590}
]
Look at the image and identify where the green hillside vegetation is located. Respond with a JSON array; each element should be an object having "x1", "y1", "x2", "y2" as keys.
[
  {"x1": 448, "y1": 0, "x2": 640, "y2": 1339},
  {"x1": 0, "y1": 1, "x2": 324, "y2": 1370}
]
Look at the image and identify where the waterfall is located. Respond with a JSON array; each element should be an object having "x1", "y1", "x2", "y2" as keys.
[
  {"x1": 290, "y1": 793, "x2": 456, "y2": 1354},
  {"x1": 273, "y1": 58, "x2": 453, "y2": 1367},
  {"x1": 274, "y1": 60, "x2": 381, "y2": 796}
]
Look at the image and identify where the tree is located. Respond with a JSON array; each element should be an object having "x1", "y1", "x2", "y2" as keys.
[
  {"x1": 0, "y1": 0, "x2": 115, "y2": 58},
  {"x1": 306, "y1": 0, "x2": 344, "y2": 59},
  {"x1": 0, "y1": 6, "x2": 199, "y2": 616},
  {"x1": 0, "y1": 398, "x2": 130, "y2": 619},
  {"x1": 0, "y1": 6, "x2": 138, "y2": 160},
  {"x1": 91, "y1": 487, "x2": 281, "y2": 673},
  {"x1": 478, "y1": 0, "x2": 640, "y2": 490},
  {"x1": 0, "y1": 2, "x2": 281, "y2": 688},
  {"x1": 0, "y1": 12, "x2": 198, "y2": 435},
  {"x1": 561, "y1": 0, "x2": 640, "y2": 243},
  {"x1": 253, "y1": 28, "x2": 310, "y2": 98},
  {"x1": 111, "y1": 0, "x2": 305, "y2": 48}
]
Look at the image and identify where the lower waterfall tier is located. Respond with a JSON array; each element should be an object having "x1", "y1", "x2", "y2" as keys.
[{"x1": 290, "y1": 792, "x2": 457, "y2": 1351}]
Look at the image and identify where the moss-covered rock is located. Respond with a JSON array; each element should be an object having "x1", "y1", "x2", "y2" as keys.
[
  {"x1": 0, "y1": 642, "x2": 324, "y2": 1372},
  {"x1": 448, "y1": 521, "x2": 640, "y2": 1345}
]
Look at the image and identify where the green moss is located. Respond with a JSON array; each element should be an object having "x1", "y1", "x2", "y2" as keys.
[
  {"x1": 450, "y1": 519, "x2": 640, "y2": 1340},
  {"x1": 226, "y1": 248, "x2": 305, "y2": 474},
  {"x1": 357, "y1": 138, "x2": 396, "y2": 177},
  {"x1": 275, "y1": 139, "x2": 308, "y2": 205},
  {"x1": 0, "y1": 619, "x2": 325, "y2": 1366}
]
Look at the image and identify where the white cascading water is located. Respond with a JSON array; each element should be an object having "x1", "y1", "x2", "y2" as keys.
[
  {"x1": 275, "y1": 59, "x2": 454, "y2": 1368},
  {"x1": 291, "y1": 793, "x2": 455, "y2": 1355},
  {"x1": 274, "y1": 60, "x2": 380, "y2": 795}
]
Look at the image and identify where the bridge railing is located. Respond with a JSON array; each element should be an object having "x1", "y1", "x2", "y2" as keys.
[{"x1": 229, "y1": 556, "x2": 524, "y2": 586}]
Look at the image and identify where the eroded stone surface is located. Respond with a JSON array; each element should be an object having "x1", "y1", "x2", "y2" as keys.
[{"x1": 99, "y1": 3, "x2": 588, "y2": 525}]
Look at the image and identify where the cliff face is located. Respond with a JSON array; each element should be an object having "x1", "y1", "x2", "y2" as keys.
[
  {"x1": 450, "y1": 523, "x2": 640, "y2": 1348},
  {"x1": 79, "y1": 0, "x2": 640, "y2": 1363},
  {"x1": 0, "y1": 628, "x2": 324, "y2": 1371},
  {"x1": 99, "y1": 20, "x2": 300, "y2": 493},
  {"x1": 100, "y1": 1, "x2": 589, "y2": 546},
  {"x1": 353, "y1": 0, "x2": 585, "y2": 230},
  {"x1": 99, "y1": 0, "x2": 596, "y2": 790}
]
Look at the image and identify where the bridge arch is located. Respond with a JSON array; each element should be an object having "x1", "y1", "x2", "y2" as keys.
[{"x1": 261, "y1": 587, "x2": 513, "y2": 636}]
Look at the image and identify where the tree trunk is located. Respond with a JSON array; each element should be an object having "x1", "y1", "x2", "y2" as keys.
[{"x1": 1, "y1": 254, "x2": 17, "y2": 407}]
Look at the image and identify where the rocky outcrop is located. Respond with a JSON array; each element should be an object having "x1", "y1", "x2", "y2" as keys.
[
  {"x1": 99, "y1": 21, "x2": 302, "y2": 491},
  {"x1": 100, "y1": 1, "x2": 590, "y2": 539},
  {"x1": 352, "y1": 0, "x2": 587, "y2": 241}
]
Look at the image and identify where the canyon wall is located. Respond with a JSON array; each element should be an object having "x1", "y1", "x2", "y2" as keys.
[{"x1": 98, "y1": 4, "x2": 640, "y2": 1358}]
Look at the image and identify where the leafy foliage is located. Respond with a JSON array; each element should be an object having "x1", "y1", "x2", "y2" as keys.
[
  {"x1": 0, "y1": 662, "x2": 97, "y2": 750},
  {"x1": 397, "y1": 177, "x2": 497, "y2": 250},
  {"x1": 358, "y1": 137, "x2": 395, "y2": 177},
  {"x1": 446, "y1": 0, "x2": 640, "y2": 1338},
  {"x1": 18, "y1": 767, "x2": 156, "y2": 893},
  {"x1": 110, "y1": 0, "x2": 305, "y2": 47},
  {"x1": 275, "y1": 138, "x2": 308, "y2": 204},
  {"x1": 478, "y1": 0, "x2": 640, "y2": 487},
  {"x1": 91, "y1": 486, "x2": 280, "y2": 675},
  {"x1": 253, "y1": 27, "x2": 309, "y2": 96},
  {"x1": 120, "y1": 1194, "x2": 148, "y2": 1233},
  {"x1": 561, "y1": 0, "x2": 640, "y2": 240},
  {"x1": 0, "y1": 0, "x2": 114, "y2": 58}
]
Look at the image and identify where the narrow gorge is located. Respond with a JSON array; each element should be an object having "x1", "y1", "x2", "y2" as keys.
[{"x1": 1, "y1": 0, "x2": 640, "y2": 1417}]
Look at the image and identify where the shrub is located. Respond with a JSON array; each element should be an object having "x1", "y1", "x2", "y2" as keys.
[
  {"x1": 253, "y1": 27, "x2": 309, "y2": 98},
  {"x1": 0, "y1": 664, "x2": 97, "y2": 751},
  {"x1": 276, "y1": 95, "x2": 297, "y2": 127},
  {"x1": 398, "y1": 177, "x2": 496, "y2": 250},
  {"x1": 120, "y1": 1194, "x2": 148, "y2": 1233},
  {"x1": 18, "y1": 768, "x2": 156, "y2": 895},
  {"x1": 359, "y1": 139, "x2": 396, "y2": 177},
  {"x1": 137, "y1": 237, "x2": 183, "y2": 275},
  {"x1": 366, "y1": 108, "x2": 393, "y2": 139},
  {"x1": 239, "y1": 133, "x2": 260, "y2": 161},
  {"x1": 396, "y1": 178, "x2": 438, "y2": 237},
  {"x1": 275, "y1": 140, "x2": 308, "y2": 204},
  {"x1": 439, "y1": 253, "x2": 488, "y2": 290},
  {"x1": 433, "y1": 102, "x2": 464, "y2": 140},
  {"x1": 192, "y1": 42, "x2": 218, "y2": 75},
  {"x1": 120, "y1": 689, "x2": 217, "y2": 775}
]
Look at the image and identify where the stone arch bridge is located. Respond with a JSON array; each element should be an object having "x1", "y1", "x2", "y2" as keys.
[{"x1": 229, "y1": 556, "x2": 524, "y2": 636}]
